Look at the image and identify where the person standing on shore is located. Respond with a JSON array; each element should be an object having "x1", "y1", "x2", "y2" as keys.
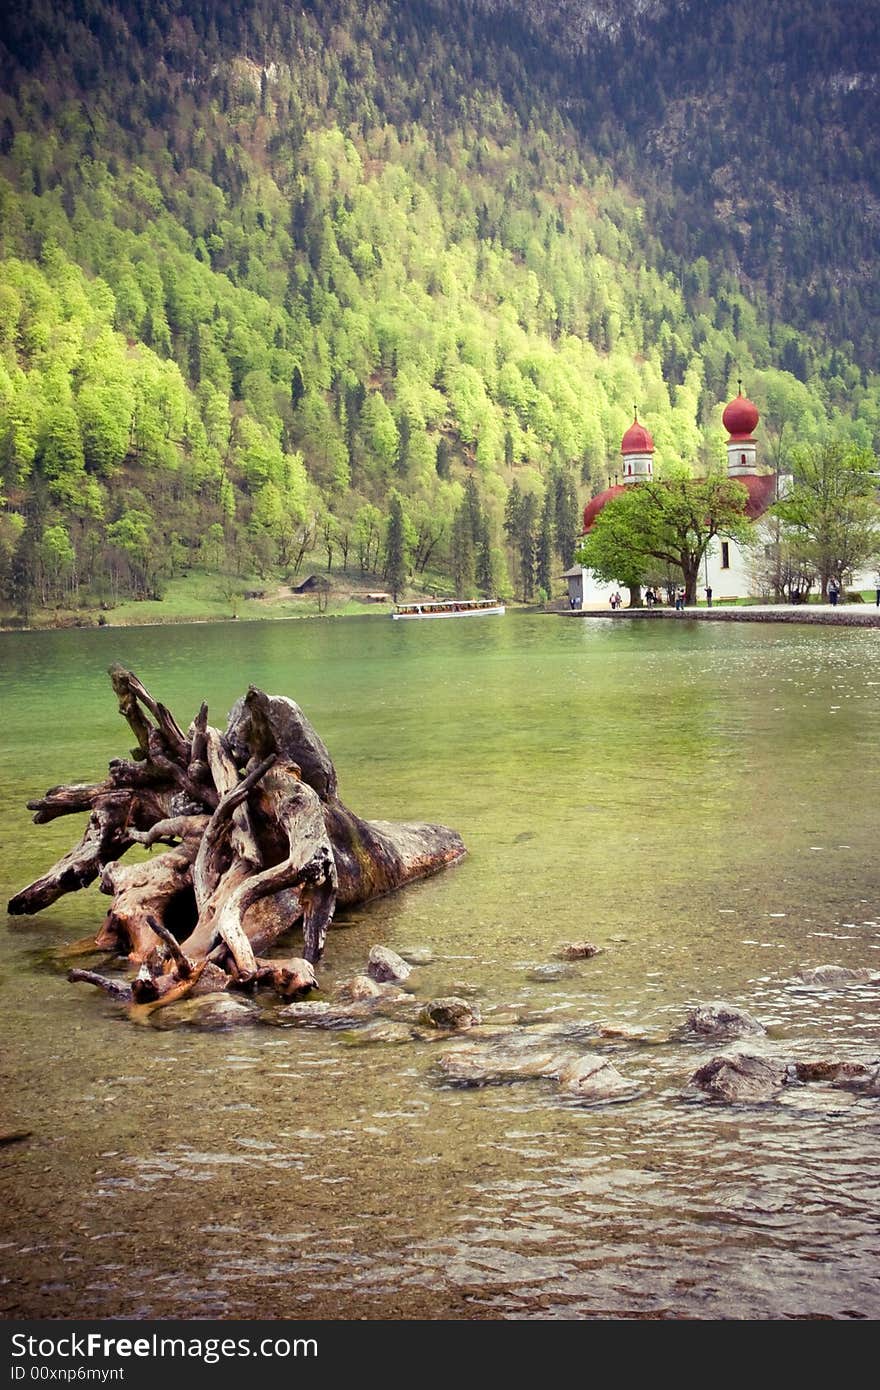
[
  {"x1": 705, "y1": 586, "x2": 713, "y2": 608},
  {"x1": 828, "y1": 577, "x2": 840, "y2": 607},
  {"x1": 875, "y1": 573, "x2": 880, "y2": 607}
]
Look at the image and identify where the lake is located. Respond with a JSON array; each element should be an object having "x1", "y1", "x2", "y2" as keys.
[{"x1": 1, "y1": 612, "x2": 879, "y2": 1319}]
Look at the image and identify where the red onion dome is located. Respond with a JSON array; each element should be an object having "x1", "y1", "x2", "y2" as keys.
[
  {"x1": 722, "y1": 393, "x2": 760, "y2": 440},
  {"x1": 582, "y1": 484, "x2": 627, "y2": 533},
  {"x1": 620, "y1": 418, "x2": 654, "y2": 455}
]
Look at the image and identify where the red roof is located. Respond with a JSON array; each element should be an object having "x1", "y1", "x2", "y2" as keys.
[
  {"x1": 722, "y1": 393, "x2": 760, "y2": 440},
  {"x1": 736, "y1": 472, "x2": 777, "y2": 519},
  {"x1": 620, "y1": 418, "x2": 654, "y2": 455},
  {"x1": 582, "y1": 484, "x2": 627, "y2": 533}
]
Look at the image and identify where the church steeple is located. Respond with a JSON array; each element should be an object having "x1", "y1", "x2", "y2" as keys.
[
  {"x1": 620, "y1": 409, "x2": 654, "y2": 484},
  {"x1": 723, "y1": 388, "x2": 760, "y2": 477}
]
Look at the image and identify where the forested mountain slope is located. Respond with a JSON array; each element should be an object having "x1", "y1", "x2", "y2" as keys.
[
  {"x1": 475, "y1": 0, "x2": 880, "y2": 368},
  {"x1": 0, "y1": 0, "x2": 876, "y2": 614}
]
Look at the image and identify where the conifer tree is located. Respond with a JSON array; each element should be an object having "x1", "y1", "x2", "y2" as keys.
[
  {"x1": 451, "y1": 503, "x2": 476, "y2": 597},
  {"x1": 384, "y1": 493, "x2": 408, "y2": 600},
  {"x1": 537, "y1": 490, "x2": 555, "y2": 598},
  {"x1": 553, "y1": 472, "x2": 580, "y2": 567}
]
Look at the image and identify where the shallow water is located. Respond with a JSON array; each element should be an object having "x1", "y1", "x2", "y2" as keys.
[{"x1": 1, "y1": 613, "x2": 879, "y2": 1319}]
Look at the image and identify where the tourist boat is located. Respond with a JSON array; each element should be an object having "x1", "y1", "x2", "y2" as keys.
[{"x1": 391, "y1": 598, "x2": 505, "y2": 620}]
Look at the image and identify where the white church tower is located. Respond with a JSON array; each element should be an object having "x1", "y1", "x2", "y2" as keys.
[
  {"x1": 620, "y1": 410, "x2": 654, "y2": 483},
  {"x1": 723, "y1": 384, "x2": 760, "y2": 477}
]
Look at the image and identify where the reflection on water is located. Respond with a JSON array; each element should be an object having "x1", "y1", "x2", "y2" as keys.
[{"x1": 1, "y1": 614, "x2": 879, "y2": 1318}]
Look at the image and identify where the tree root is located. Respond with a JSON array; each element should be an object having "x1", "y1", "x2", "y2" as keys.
[{"x1": 11, "y1": 667, "x2": 466, "y2": 1012}]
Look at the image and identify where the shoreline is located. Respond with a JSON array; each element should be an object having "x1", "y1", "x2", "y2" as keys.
[
  {"x1": 4, "y1": 601, "x2": 880, "y2": 635},
  {"x1": 0, "y1": 608, "x2": 390, "y2": 635},
  {"x1": 560, "y1": 603, "x2": 880, "y2": 627}
]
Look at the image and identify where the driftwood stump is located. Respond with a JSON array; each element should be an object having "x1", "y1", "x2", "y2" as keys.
[{"x1": 8, "y1": 667, "x2": 465, "y2": 1012}]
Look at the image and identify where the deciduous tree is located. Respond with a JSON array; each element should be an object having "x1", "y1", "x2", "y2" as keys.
[
  {"x1": 774, "y1": 441, "x2": 880, "y2": 597},
  {"x1": 577, "y1": 472, "x2": 754, "y2": 604}
]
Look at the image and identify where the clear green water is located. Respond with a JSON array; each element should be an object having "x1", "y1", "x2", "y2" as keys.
[{"x1": 1, "y1": 613, "x2": 879, "y2": 1319}]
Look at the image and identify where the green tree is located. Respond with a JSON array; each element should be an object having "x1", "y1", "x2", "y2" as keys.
[
  {"x1": 451, "y1": 505, "x2": 476, "y2": 597},
  {"x1": 354, "y1": 503, "x2": 383, "y2": 574},
  {"x1": 10, "y1": 516, "x2": 38, "y2": 619},
  {"x1": 384, "y1": 492, "x2": 408, "y2": 599},
  {"x1": 537, "y1": 489, "x2": 555, "y2": 597},
  {"x1": 774, "y1": 441, "x2": 880, "y2": 597},
  {"x1": 361, "y1": 391, "x2": 399, "y2": 477},
  {"x1": 38, "y1": 523, "x2": 76, "y2": 604},
  {"x1": 553, "y1": 471, "x2": 580, "y2": 567},
  {"x1": 578, "y1": 473, "x2": 754, "y2": 604}
]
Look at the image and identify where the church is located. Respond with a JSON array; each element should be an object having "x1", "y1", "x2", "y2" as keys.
[{"x1": 564, "y1": 389, "x2": 784, "y2": 607}]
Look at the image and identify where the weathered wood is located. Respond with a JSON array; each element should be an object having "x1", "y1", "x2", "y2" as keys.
[
  {"x1": 107, "y1": 757, "x2": 172, "y2": 789},
  {"x1": 226, "y1": 687, "x2": 338, "y2": 800},
  {"x1": 96, "y1": 842, "x2": 198, "y2": 960},
  {"x1": 8, "y1": 794, "x2": 135, "y2": 914},
  {"x1": 326, "y1": 804, "x2": 466, "y2": 907},
  {"x1": 204, "y1": 769, "x2": 337, "y2": 966},
  {"x1": 205, "y1": 727, "x2": 263, "y2": 866},
  {"x1": 191, "y1": 752, "x2": 276, "y2": 908},
  {"x1": 255, "y1": 956, "x2": 317, "y2": 996},
  {"x1": 145, "y1": 913, "x2": 194, "y2": 977},
  {"x1": 27, "y1": 781, "x2": 115, "y2": 823},
  {"x1": 68, "y1": 968, "x2": 133, "y2": 1002},
  {"x1": 128, "y1": 814, "x2": 210, "y2": 848},
  {"x1": 187, "y1": 703, "x2": 210, "y2": 790},
  {"x1": 147, "y1": 743, "x2": 217, "y2": 809},
  {"x1": 110, "y1": 663, "x2": 189, "y2": 762},
  {"x1": 10, "y1": 668, "x2": 466, "y2": 1012},
  {"x1": 181, "y1": 858, "x2": 252, "y2": 962},
  {"x1": 110, "y1": 663, "x2": 154, "y2": 759},
  {"x1": 127, "y1": 960, "x2": 208, "y2": 1020}
]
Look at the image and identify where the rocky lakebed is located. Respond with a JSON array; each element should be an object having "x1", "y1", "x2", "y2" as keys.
[{"x1": 137, "y1": 942, "x2": 880, "y2": 1110}]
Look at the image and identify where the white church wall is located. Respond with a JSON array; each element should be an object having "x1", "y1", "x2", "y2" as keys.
[{"x1": 703, "y1": 536, "x2": 755, "y2": 599}]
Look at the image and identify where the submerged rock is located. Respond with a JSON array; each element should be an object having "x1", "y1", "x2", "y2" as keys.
[
  {"x1": 689, "y1": 1050, "x2": 880, "y2": 1104},
  {"x1": 367, "y1": 946, "x2": 413, "y2": 983},
  {"x1": 418, "y1": 997, "x2": 481, "y2": 1030},
  {"x1": 793, "y1": 1059, "x2": 875, "y2": 1084},
  {"x1": 673, "y1": 1001, "x2": 766, "y2": 1042},
  {"x1": 397, "y1": 946, "x2": 435, "y2": 966},
  {"x1": 688, "y1": 1051, "x2": 788, "y2": 1103},
  {"x1": 277, "y1": 1000, "x2": 332, "y2": 1023},
  {"x1": 275, "y1": 1000, "x2": 373, "y2": 1028},
  {"x1": 436, "y1": 1039, "x2": 563, "y2": 1087},
  {"x1": 436, "y1": 1034, "x2": 638, "y2": 1102},
  {"x1": 597, "y1": 1023, "x2": 653, "y2": 1043},
  {"x1": 376, "y1": 995, "x2": 424, "y2": 1023},
  {"x1": 795, "y1": 965, "x2": 879, "y2": 988},
  {"x1": 556, "y1": 941, "x2": 601, "y2": 961},
  {"x1": 556, "y1": 1054, "x2": 636, "y2": 1102},
  {"x1": 788, "y1": 1059, "x2": 880, "y2": 1095},
  {"x1": 525, "y1": 963, "x2": 570, "y2": 982},
  {"x1": 440, "y1": 980, "x2": 484, "y2": 998},
  {"x1": 158, "y1": 993, "x2": 259, "y2": 1031},
  {"x1": 843, "y1": 1063, "x2": 880, "y2": 1096},
  {"x1": 522, "y1": 1019, "x2": 601, "y2": 1045},
  {"x1": 0, "y1": 1130, "x2": 32, "y2": 1147},
  {"x1": 334, "y1": 974, "x2": 382, "y2": 1003},
  {"x1": 340, "y1": 1020, "x2": 415, "y2": 1046}
]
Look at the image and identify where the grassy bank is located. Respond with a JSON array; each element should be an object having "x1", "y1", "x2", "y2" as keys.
[{"x1": 0, "y1": 569, "x2": 403, "y2": 631}]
